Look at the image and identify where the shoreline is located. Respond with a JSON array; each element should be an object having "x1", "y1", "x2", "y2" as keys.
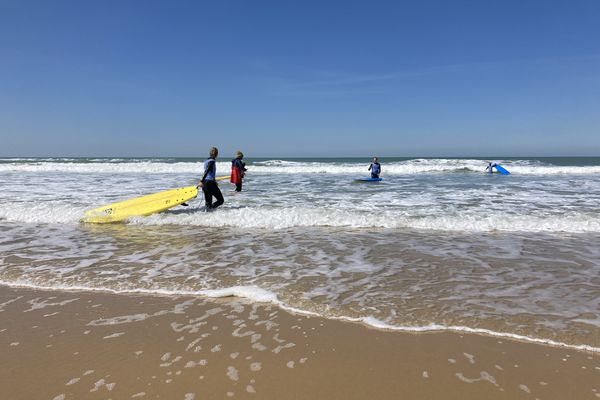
[
  {"x1": 2, "y1": 285, "x2": 599, "y2": 399},
  {"x1": 2, "y1": 281, "x2": 598, "y2": 355}
]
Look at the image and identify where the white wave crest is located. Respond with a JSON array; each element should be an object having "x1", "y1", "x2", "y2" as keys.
[
  {"x1": 0, "y1": 161, "x2": 205, "y2": 174},
  {"x1": 2, "y1": 202, "x2": 599, "y2": 233},
  {"x1": 134, "y1": 207, "x2": 600, "y2": 233},
  {"x1": 1, "y1": 159, "x2": 599, "y2": 175}
]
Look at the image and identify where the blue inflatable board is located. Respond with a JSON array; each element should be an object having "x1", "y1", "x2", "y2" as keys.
[
  {"x1": 354, "y1": 177, "x2": 383, "y2": 182},
  {"x1": 494, "y1": 164, "x2": 510, "y2": 175}
]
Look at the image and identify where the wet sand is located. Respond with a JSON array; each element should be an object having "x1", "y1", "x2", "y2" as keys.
[{"x1": 1, "y1": 285, "x2": 599, "y2": 400}]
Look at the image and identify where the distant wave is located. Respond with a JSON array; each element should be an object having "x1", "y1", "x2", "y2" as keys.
[
  {"x1": 1, "y1": 158, "x2": 600, "y2": 175},
  {"x1": 0, "y1": 161, "x2": 203, "y2": 174}
]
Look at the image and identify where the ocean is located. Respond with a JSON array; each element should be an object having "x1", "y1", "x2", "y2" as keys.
[{"x1": 1, "y1": 157, "x2": 599, "y2": 353}]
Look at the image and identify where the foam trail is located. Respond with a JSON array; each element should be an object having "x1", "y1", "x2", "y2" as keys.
[
  {"x1": 359, "y1": 317, "x2": 600, "y2": 354},
  {"x1": 199, "y1": 286, "x2": 279, "y2": 303}
]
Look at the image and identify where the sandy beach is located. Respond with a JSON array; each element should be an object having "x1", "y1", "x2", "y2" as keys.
[{"x1": 1, "y1": 285, "x2": 598, "y2": 400}]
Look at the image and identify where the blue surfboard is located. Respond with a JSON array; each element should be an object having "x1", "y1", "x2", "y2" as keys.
[
  {"x1": 354, "y1": 177, "x2": 383, "y2": 182},
  {"x1": 494, "y1": 164, "x2": 510, "y2": 175}
]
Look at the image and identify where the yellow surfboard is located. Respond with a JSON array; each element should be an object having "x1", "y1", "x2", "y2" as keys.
[
  {"x1": 82, "y1": 186, "x2": 199, "y2": 223},
  {"x1": 83, "y1": 176, "x2": 230, "y2": 223}
]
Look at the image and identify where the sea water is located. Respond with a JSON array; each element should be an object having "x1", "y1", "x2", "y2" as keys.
[{"x1": 1, "y1": 157, "x2": 599, "y2": 351}]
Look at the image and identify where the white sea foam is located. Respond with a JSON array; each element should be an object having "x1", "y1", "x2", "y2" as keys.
[
  {"x1": 0, "y1": 161, "x2": 204, "y2": 174},
  {"x1": 358, "y1": 317, "x2": 600, "y2": 353},
  {"x1": 1, "y1": 202, "x2": 599, "y2": 232},
  {"x1": 2, "y1": 157, "x2": 599, "y2": 233},
  {"x1": 1, "y1": 158, "x2": 599, "y2": 175},
  {"x1": 249, "y1": 159, "x2": 600, "y2": 176},
  {"x1": 0, "y1": 202, "x2": 88, "y2": 224},
  {"x1": 199, "y1": 286, "x2": 278, "y2": 303},
  {"x1": 137, "y1": 208, "x2": 600, "y2": 232}
]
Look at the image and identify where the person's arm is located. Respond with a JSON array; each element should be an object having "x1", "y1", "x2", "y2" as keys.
[{"x1": 368, "y1": 164, "x2": 372, "y2": 171}]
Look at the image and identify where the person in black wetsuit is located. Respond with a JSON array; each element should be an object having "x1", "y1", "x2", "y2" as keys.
[
  {"x1": 368, "y1": 157, "x2": 381, "y2": 178},
  {"x1": 198, "y1": 147, "x2": 224, "y2": 209}
]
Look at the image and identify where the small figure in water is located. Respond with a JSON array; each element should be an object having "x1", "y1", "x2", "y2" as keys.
[
  {"x1": 368, "y1": 157, "x2": 381, "y2": 178},
  {"x1": 230, "y1": 151, "x2": 247, "y2": 192},
  {"x1": 486, "y1": 162, "x2": 498, "y2": 173},
  {"x1": 198, "y1": 147, "x2": 224, "y2": 209}
]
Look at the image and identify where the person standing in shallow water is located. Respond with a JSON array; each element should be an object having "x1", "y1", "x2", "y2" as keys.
[
  {"x1": 198, "y1": 147, "x2": 224, "y2": 209},
  {"x1": 230, "y1": 151, "x2": 247, "y2": 192},
  {"x1": 368, "y1": 157, "x2": 381, "y2": 178}
]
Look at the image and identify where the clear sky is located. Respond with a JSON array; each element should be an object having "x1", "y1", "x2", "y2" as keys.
[{"x1": 1, "y1": 0, "x2": 599, "y2": 157}]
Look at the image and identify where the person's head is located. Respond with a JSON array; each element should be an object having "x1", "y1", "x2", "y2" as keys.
[
  {"x1": 373, "y1": 157, "x2": 379, "y2": 163},
  {"x1": 236, "y1": 151, "x2": 244, "y2": 159},
  {"x1": 209, "y1": 147, "x2": 218, "y2": 158}
]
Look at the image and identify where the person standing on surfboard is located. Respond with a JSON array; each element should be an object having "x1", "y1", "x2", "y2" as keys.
[
  {"x1": 368, "y1": 157, "x2": 381, "y2": 179},
  {"x1": 198, "y1": 147, "x2": 224, "y2": 209},
  {"x1": 230, "y1": 151, "x2": 247, "y2": 192}
]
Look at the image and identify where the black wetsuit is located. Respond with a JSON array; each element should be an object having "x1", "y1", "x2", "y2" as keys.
[
  {"x1": 201, "y1": 158, "x2": 224, "y2": 209},
  {"x1": 369, "y1": 162, "x2": 381, "y2": 178}
]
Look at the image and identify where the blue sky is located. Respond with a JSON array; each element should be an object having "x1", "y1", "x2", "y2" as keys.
[{"x1": 1, "y1": 0, "x2": 599, "y2": 157}]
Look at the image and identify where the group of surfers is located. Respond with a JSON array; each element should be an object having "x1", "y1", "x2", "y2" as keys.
[
  {"x1": 198, "y1": 148, "x2": 382, "y2": 210},
  {"x1": 199, "y1": 150, "x2": 503, "y2": 210}
]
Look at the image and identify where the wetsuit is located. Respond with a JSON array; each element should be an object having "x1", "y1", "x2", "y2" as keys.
[
  {"x1": 201, "y1": 157, "x2": 224, "y2": 209},
  {"x1": 230, "y1": 158, "x2": 247, "y2": 192},
  {"x1": 369, "y1": 162, "x2": 381, "y2": 178}
]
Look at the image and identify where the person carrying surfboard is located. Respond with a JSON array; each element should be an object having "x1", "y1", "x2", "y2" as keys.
[
  {"x1": 485, "y1": 161, "x2": 510, "y2": 175},
  {"x1": 198, "y1": 147, "x2": 224, "y2": 209},
  {"x1": 230, "y1": 151, "x2": 247, "y2": 192},
  {"x1": 368, "y1": 157, "x2": 381, "y2": 179},
  {"x1": 485, "y1": 162, "x2": 497, "y2": 173}
]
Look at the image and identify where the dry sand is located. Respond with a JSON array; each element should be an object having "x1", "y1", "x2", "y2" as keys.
[{"x1": 1, "y1": 285, "x2": 599, "y2": 400}]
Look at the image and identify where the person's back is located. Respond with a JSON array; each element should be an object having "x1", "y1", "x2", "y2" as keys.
[{"x1": 203, "y1": 158, "x2": 217, "y2": 182}]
